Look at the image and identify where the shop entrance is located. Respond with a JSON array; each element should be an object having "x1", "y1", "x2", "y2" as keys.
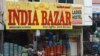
[
  {"x1": 69, "y1": 35, "x2": 81, "y2": 56},
  {"x1": 4, "y1": 30, "x2": 29, "y2": 46},
  {"x1": 3, "y1": 28, "x2": 82, "y2": 56},
  {"x1": 3, "y1": 30, "x2": 31, "y2": 56}
]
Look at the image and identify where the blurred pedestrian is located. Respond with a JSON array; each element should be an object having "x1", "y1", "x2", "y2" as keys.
[{"x1": 22, "y1": 45, "x2": 28, "y2": 56}]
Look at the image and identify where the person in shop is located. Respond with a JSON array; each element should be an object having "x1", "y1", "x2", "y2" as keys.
[
  {"x1": 60, "y1": 32, "x2": 71, "y2": 56},
  {"x1": 46, "y1": 31, "x2": 54, "y2": 46},
  {"x1": 22, "y1": 45, "x2": 37, "y2": 56},
  {"x1": 27, "y1": 44, "x2": 35, "y2": 56},
  {"x1": 22, "y1": 45, "x2": 29, "y2": 56},
  {"x1": 66, "y1": 33, "x2": 71, "y2": 56},
  {"x1": 37, "y1": 44, "x2": 45, "y2": 56}
]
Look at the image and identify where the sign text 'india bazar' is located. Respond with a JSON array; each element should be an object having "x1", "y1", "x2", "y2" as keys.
[{"x1": 6, "y1": 2, "x2": 72, "y2": 29}]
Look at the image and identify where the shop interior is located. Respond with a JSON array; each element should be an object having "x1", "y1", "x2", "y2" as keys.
[{"x1": 3, "y1": 27, "x2": 82, "y2": 56}]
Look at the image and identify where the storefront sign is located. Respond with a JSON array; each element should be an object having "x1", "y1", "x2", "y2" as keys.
[
  {"x1": 72, "y1": 5, "x2": 83, "y2": 25},
  {"x1": 6, "y1": 2, "x2": 72, "y2": 29}
]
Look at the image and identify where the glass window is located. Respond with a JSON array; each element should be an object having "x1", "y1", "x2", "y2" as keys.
[
  {"x1": 67, "y1": 0, "x2": 73, "y2": 3},
  {"x1": 59, "y1": 0, "x2": 66, "y2": 3},
  {"x1": 34, "y1": 0, "x2": 39, "y2": 2},
  {"x1": 58, "y1": 0, "x2": 73, "y2": 3},
  {"x1": 28, "y1": 0, "x2": 40, "y2": 2},
  {"x1": 28, "y1": 0, "x2": 32, "y2": 2}
]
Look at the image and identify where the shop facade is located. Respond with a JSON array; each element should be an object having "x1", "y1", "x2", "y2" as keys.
[
  {"x1": 2, "y1": 0, "x2": 93, "y2": 56},
  {"x1": 3, "y1": 3, "x2": 83, "y2": 54}
]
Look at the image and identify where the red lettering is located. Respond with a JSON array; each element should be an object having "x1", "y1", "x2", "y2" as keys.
[
  {"x1": 54, "y1": 11, "x2": 60, "y2": 25},
  {"x1": 8, "y1": 9, "x2": 39, "y2": 25},
  {"x1": 41, "y1": 11, "x2": 71, "y2": 25},
  {"x1": 28, "y1": 10, "x2": 32, "y2": 25},
  {"x1": 47, "y1": 11, "x2": 53, "y2": 25},
  {"x1": 8, "y1": 9, "x2": 19, "y2": 25},
  {"x1": 65, "y1": 12, "x2": 71, "y2": 25},
  {"x1": 18, "y1": 10, "x2": 28, "y2": 25},
  {"x1": 41, "y1": 11, "x2": 47, "y2": 25},
  {"x1": 60, "y1": 11, "x2": 65, "y2": 25},
  {"x1": 33, "y1": 10, "x2": 39, "y2": 25}
]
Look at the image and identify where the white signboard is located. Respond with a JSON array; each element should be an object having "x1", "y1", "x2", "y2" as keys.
[{"x1": 84, "y1": 0, "x2": 92, "y2": 25}]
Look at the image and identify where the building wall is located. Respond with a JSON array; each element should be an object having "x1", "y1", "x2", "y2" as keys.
[
  {"x1": 93, "y1": 0, "x2": 100, "y2": 4},
  {"x1": 74, "y1": 0, "x2": 92, "y2": 26},
  {"x1": 92, "y1": 0, "x2": 100, "y2": 12},
  {"x1": 83, "y1": 0, "x2": 92, "y2": 25},
  {"x1": 0, "y1": 0, "x2": 3, "y2": 54},
  {"x1": 74, "y1": 0, "x2": 84, "y2": 5},
  {"x1": 21, "y1": 0, "x2": 29, "y2": 2},
  {"x1": 0, "y1": 0, "x2": 4, "y2": 30},
  {"x1": 41, "y1": 0, "x2": 57, "y2": 3}
]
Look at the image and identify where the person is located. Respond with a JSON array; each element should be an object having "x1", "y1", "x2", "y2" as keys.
[
  {"x1": 37, "y1": 46, "x2": 45, "y2": 56},
  {"x1": 0, "y1": 53, "x2": 3, "y2": 56},
  {"x1": 28, "y1": 44, "x2": 34, "y2": 56},
  {"x1": 37, "y1": 50, "x2": 45, "y2": 56},
  {"x1": 22, "y1": 46, "x2": 29, "y2": 56}
]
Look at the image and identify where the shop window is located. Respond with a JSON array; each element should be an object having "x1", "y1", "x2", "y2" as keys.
[
  {"x1": 34, "y1": 0, "x2": 39, "y2": 2},
  {"x1": 28, "y1": 0, "x2": 32, "y2": 2},
  {"x1": 67, "y1": 0, "x2": 73, "y2": 3},
  {"x1": 58, "y1": 0, "x2": 73, "y2": 3},
  {"x1": 97, "y1": 22, "x2": 100, "y2": 27},
  {"x1": 59, "y1": 0, "x2": 66, "y2": 3},
  {"x1": 4, "y1": 30, "x2": 29, "y2": 46},
  {"x1": 93, "y1": 13, "x2": 100, "y2": 22},
  {"x1": 28, "y1": 0, "x2": 40, "y2": 2}
]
